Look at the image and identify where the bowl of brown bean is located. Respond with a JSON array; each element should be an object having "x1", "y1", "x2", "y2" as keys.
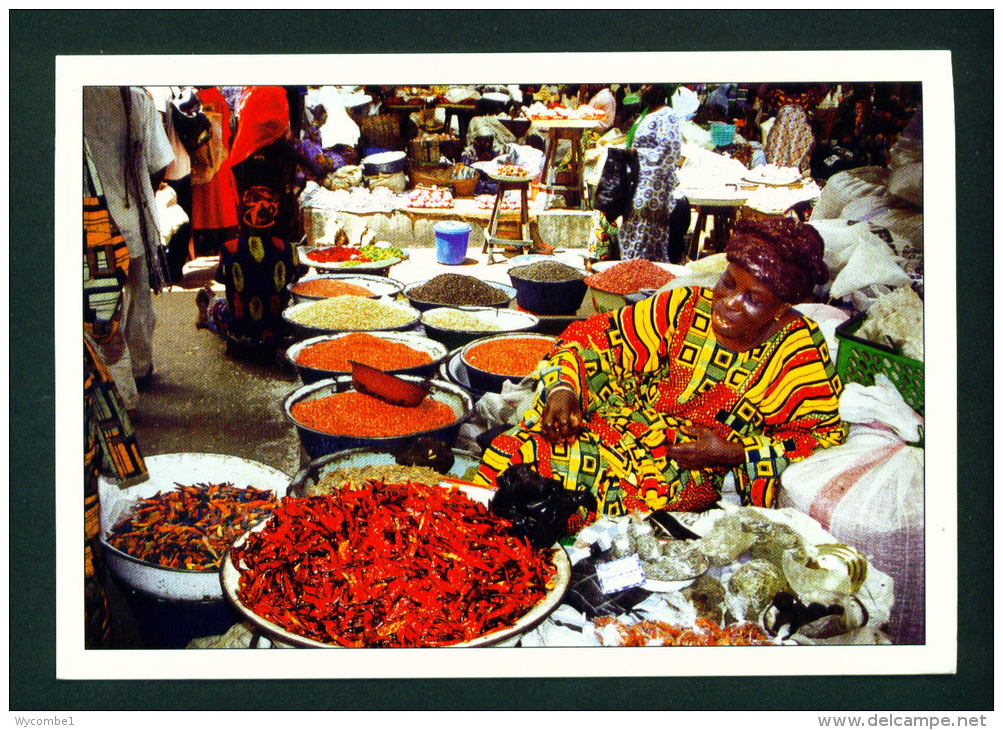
[{"x1": 403, "y1": 273, "x2": 515, "y2": 312}]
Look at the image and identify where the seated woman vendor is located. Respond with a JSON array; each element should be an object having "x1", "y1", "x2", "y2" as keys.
[
  {"x1": 196, "y1": 185, "x2": 299, "y2": 350},
  {"x1": 475, "y1": 218, "x2": 846, "y2": 519}
]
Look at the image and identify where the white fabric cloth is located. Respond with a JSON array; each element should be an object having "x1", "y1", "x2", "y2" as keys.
[
  {"x1": 145, "y1": 86, "x2": 192, "y2": 180},
  {"x1": 84, "y1": 87, "x2": 174, "y2": 258},
  {"x1": 84, "y1": 87, "x2": 173, "y2": 407}
]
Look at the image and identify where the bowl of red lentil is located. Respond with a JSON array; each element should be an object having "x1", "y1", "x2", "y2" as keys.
[
  {"x1": 403, "y1": 273, "x2": 516, "y2": 312},
  {"x1": 282, "y1": 295, "x2": 421, "y2": 340},
  {"x1": 97, "y1": 452, "x2": 290, "y2": 602},
  {"x1": 285, "y1": 331, "x2": 450, "y2": 384},
  {"x1": 421, "y1": 306, "x2": 540, "y2": 351},
  {"x1": 282, "y1": 375, "x2": 474, "y2": 460},
  {"x1": 585, "y1": 259, "x2": 688, "y2": 313},
  {"x1": 288, "y1": 273, "x2": 405, "y2": 305},
  {"x1": 507, "y1": 261, "x2": 589, "y2": 316},
  {"x1": 460, "y1": 333, "x2": 558, "y2": 393}
]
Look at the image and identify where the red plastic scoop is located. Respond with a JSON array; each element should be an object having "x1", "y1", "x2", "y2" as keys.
[{"x1": 349, "y1": 361, "x2": 430, "y2": 408}]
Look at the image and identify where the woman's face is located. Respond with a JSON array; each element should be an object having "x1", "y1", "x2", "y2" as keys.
[{"x1": 711, "y1": 263, "x2": 789, "y2": 349}]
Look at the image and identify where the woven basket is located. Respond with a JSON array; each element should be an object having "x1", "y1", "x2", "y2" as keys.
[
  {"x1": 409, "y1": 164, "x2": 479, "y2": 197},
  {"x1": 408, "y1": 135, "x2": 461, "y2": 164},
  {"x1": 360, "y1": 114, "x2": 402, "y2": 151}
]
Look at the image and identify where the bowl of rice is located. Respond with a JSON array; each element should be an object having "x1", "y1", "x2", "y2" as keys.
[
  {"x1": 283, "y1": 295, "x2": 421, "y2": 339},
  {"x1": 286, "y1": 447, "x2": 486, "y2": 498},
  {"x1": 421, "y1": 306, "x2": 539, "y2": 351},
  {"x1": 288, "y1": 273, "x2": 405, "y2": 305},
  {"x1": 285, "y1": 331, "x2": 450, "y2": 384}
]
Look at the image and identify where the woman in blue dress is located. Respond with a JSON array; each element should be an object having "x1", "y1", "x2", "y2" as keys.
[{"x1": 618, "y1": 84, "x2": 686, "y2": 263}]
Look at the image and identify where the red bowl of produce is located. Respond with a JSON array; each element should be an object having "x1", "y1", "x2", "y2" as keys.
[
  {"x1": 282, "y1": 375, "x2": 474, "y2": 460},
  {"x1": 285, "y1": 331, "x2": 450, "y2": 384},
  {"x1": 460, "y1": 333, "x2": 557, "y2": 393},
  {"x1": 220, "y1": 480, "x2": 572, "y2": 648}
]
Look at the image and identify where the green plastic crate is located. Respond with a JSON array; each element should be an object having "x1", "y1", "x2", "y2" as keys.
[{"x1": 835, "y1": 311, "x2": 924, "y2": 415}]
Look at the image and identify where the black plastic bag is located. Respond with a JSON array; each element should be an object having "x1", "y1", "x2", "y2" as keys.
[
  {"x1": 593, "y1": 147, "x2": 639, "y2": 225},
  {"x1": 490, "y1": 464, "x2": 596, "y2": 549}
]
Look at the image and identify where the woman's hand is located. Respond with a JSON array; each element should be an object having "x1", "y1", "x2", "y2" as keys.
[
  {"x1": 540, "y1": 387, "x2": 584, "y2": 444},
  {"x1": 665, "y1": 424, "x2": 745, "y2": 469}
]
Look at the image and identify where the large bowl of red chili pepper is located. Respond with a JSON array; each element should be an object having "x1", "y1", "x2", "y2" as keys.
[
  {"x1": 97, "y1": 453, "x2": 290, "y2": 602},
  {"x1": 285, "y1": 331, "x2": 450, "y2": 385},
  {"x1": 282, "y1": 375, "x2": 474, "y2": 460},
  {"x1": 288, "y1": 273, "x2": 405, "y2": 306},
  {"x1": 459, "y1": 333, "x2": 558, "y2": 393},
  {"x1": 220, "y1": 481, "x2": 572, "y2": 648}
]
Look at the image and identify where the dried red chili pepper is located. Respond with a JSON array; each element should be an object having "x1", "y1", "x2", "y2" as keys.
[
  {"x1": 230, "y1": 481, "x2": 557, "y2": 647},
  {"x1": 107, "y1": 482, "x2": 278, "y2": 571}
]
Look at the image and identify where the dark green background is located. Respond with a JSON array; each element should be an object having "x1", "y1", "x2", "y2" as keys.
[{"x1": 10, "y1": 9, "x2": 992, "y2": 711}]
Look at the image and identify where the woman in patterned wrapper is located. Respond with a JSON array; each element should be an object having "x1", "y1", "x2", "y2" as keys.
[
  {"x1": 196, "y1": 185, "x2": 299, "y2": 352},
  {"x1": 617, "y1": 83, "x2": 689, "y2": 264},
  {"x1": 476, "y1": 218, "x2": 846, "y2": 523}
]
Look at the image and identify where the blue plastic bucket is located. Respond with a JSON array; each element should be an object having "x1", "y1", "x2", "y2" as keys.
[{"x1": 434, "y1": 221, "x2": 472, "y2": 265}]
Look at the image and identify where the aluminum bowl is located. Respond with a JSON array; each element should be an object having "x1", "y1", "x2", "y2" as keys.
[
  {"x1": 98, "y1": 453, "x2": 289, "y2": 602},
  {"x1": 421, "y1": 306, "x2": 539, "y2": 351},
  {"x1": 286, "y1": 447, "x2": 486, "y2": 498},
  {"x1": 282, "y1": 375, "x2": 474, "y2": 460},
  {"x1": 460, "y1": 332, "x2": 557, "y2": 393},
  {"x1": 282, "y1": 297, "x2": 421, "y2": 340},
  {"x1": 288, "y1": 273, "x2": 405, "y2": 305},
  {"x1": 403, "y1": 278, "x2": 516, "y2": 313},
  {"x1": 285, "y1": 331, "x2": 450, "y2": 384}
]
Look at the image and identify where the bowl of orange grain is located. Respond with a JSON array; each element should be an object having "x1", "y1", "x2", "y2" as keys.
[
  {"x1": 285, "y1": 331, "x2": 450, "y2": 385},
  {"x1": 288, "y1": 273, "x2": 405, "y2": 305},
  {"x1": 459, "y1": 333, "x2": 558, "y2": 393}
]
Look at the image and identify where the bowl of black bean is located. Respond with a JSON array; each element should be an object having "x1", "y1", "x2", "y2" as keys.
[
  {"x1": 506, "y1": 261, "x2": 589, "y2": 316},
  {"x1": 403, "y1": 273, "x2": 515, "y2": 312}
]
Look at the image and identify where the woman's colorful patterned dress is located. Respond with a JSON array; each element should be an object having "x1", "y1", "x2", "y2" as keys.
[
  {"x1": 475, "y1": 287, "x2": 846, "y2": 518},
  {"x1": 618, "y1": 106, "x2": 683, "y2": 262}
]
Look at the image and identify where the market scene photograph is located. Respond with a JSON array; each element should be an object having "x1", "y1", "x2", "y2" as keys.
[{"x1": 79, "y1": 75, "x2": 929, "y2": 655}]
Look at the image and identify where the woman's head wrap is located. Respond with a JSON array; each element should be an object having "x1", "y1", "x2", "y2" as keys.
[
  {"x1": 725, "y1": 218, "x2": 828, "y2": 303},
  {"x1": 229, "y1": 86, "x2": 290, "y2": 168},
  {"x1": 241, "y1": 186, "x2": 279, "y2": 229}
]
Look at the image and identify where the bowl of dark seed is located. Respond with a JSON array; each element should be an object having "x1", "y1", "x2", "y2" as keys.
[
  {"x1": 403, "y1": 273, "x2": 515, "y2": 312},
  {"x1": 507, "y1": 261, "x2": 589, "y2": 316}
]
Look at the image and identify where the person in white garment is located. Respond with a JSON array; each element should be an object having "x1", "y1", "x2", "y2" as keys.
[{"x1": 83, "y1": 86, "x2": 174, "y2": 415}]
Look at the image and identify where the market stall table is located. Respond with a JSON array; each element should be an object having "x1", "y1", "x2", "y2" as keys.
[{"x1": 535, "y1": 119, "x2": 602, "y2": 209}]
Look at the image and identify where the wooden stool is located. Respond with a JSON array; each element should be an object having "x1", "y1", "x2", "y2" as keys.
[
  {"x1": 689, "y1": 204, "x2": 739, "y2": 260},
  {"x1": 482, "y1": 179, "x2": 533, "y2": 263},
  {"x1": 539, "y1": 127, "x2": 586, "y2": 208}
]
